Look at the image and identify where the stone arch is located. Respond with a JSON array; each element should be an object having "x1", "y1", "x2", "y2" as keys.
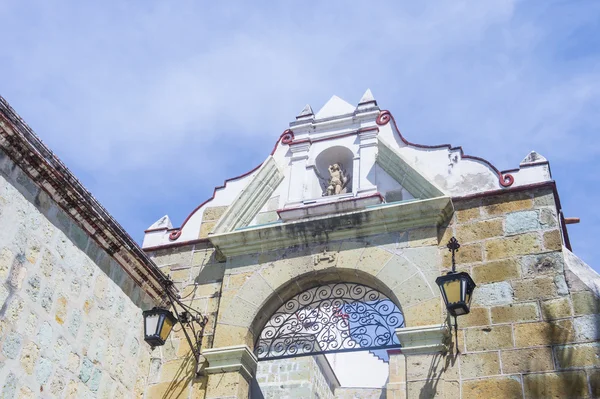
[
  {"x1": 214, "y1": 237, "x2": 443, "y2": 351},
  {"x1": 250, "y1": 267, "x2": 404, "y2": 347}
]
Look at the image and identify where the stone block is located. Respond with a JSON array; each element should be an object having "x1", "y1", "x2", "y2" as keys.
[
  {"x1": 145, "y1": 379, "x2": 191, "y2": 399},
  {"x1": 357, "y1": 246, "x2": 393, "y2": 276},
  {"x1": 540, "y1": 208, "x2": 558, "y2": 228},
  {"x1": 35, "y1": 356, "x2": 53, "y2": 384},
  {"x1": 403, "y1": 297, "x2": 442, "y2": 327},
  {"x1": 455, "y1": 205, "x2": 481, "y2": 223},
  {"x1": 523, "y1": 371, "x2": 588, "y2": 399},
  {"x1": 159, "y1": 358, "x2": 196, "y2": 382},
  {"x1": 407, "y1": 226, "x2": 437, "y2": 247},
  {"x1": 573, "y1": 314, "x2": 600, "y2": 341},
  {"x1": 0, "y1": 247, "x2": 15, "y2": 281},
  {"x1": 376, "y1": 255, "x2": 417, "y2": 290},
  {"x1": 461, "y1": 307, "x2": 490, "y2": 327},
  {"x1": 336, "y1": 240, "x2": 365, "y2": 269},
  {"x1": 20, "y1": 342, "x2": 40, "y2": 374},
  {"x1": 472, "y1": 259, "x2": 520, "y2": 284},
  {"x1": 192, "y1": 248, "x2": 216, "y2": 267},
  {"x1": 543, "y1": 230, "x2": 563, "y2": 251},
  {"x1": 505, "y1": 210, "x2": 540, "y2": 235},
  {"x1": 460, "y1": 351, "x2": 500, "y2": 379},
  {"x1": 441, "y1": 242, "x2": 482, "y2": 267},
  {"x1": 520, "y1": 251, "x2": 564, "y2": 277},
  {"x1": 501, "y1": 347, "x2": 554, "y2": 374},
  {"x1": 170, "y1": 268, "x2": 191, "y2": 283},
  {"x1": 456, "y1": 218, "x2": 504, "y2": 243},
  {"x1": 472, "y1": 282, "x2": 513, "y2": 307},
  {"x1": 541, "y1": 297, "x2": 572, "y2": 320},
  {"x1": 482, "y1": 193, "x2": 533, "y2": 215},
  {"x1": 590, "y1": 370, "x2": 600, "y2": 398},
  {"x1": 512, "y1": 277, "x2": 558, "y2": 301},
  {"x1": 514, "y1": 320, "x2": 574, "y2": 347},
  {"x1": 572, "y1": 291, "x2": 600, "y2": 315},
  {"x1": 205, "y1": 371, "x2": 248, "y2": 399},
  {"x1": 491, "y1": 302, "x2": 539, "y2": 324},
  {"x1": 199, "y1": 221, "x2": 217, "y2": 239},
  {"x1": 391, "y1": 273, "x2": 435, "y2": 309},
  {"x1": 462, "y1": 376, "x2": 523, "y2": 399},
  {"x1": 237, "y1": 273, "x2": 275, "y2": 308},
  {"x1": 203, "y1": 206, "x2": 228, "y2": 221},
  {"x1": 485, "y1": 233, "x2": 541, "y2": 261},
  {"x1": 465, "y1": 325, "x2": 513, "y2": 351},
  {"x1": 3, "y1": 332, "x2": 23, "y2": 359},
  {"x1": 555, "y1": 343, "x2": 600, "y2": 369},
  {"x1": 55, "y1": 295, "x2": 68, "y2": 325}
]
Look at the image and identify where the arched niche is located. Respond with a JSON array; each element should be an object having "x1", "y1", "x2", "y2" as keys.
[{"x1": 310, "y1": 146, "x2": 355, "y2": 198}]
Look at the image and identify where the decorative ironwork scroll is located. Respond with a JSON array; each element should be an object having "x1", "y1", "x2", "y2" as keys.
[{"x1": 256, "y1": 283, "x2": 404, "y2": 360}]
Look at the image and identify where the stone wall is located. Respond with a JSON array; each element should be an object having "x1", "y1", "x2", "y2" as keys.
[
  {"x1": 0, "y1": 150, "x2": 154, "y2": 398},
  {"x1": 251, "y1": 355, "x2": 337, "y2": 399},
  {"x1": 144, "y1": 187, "x2": 600, "y2": 398},
  {"x1": 420, "y1": 187, "x2": 600, "y2": 398}
]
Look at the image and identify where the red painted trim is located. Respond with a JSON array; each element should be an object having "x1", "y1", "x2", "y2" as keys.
[
  {"x1": 144, "y1": 227, "x2": 168, "y2": 233},
  {"x1": 386, "y1": 349, "x2": 403, "y2": 356},
  {"x1": 376, "y1": 110, "x2": 515, "y2": 188},
  {"x1": 168, "y1": 129, "x2": 294, "y2": 241}
]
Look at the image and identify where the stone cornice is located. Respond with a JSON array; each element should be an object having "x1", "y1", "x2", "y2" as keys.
[
  {"x1": 203, "y1": 345, "x2": 258, "y2": 380},
  {"x1": 395, "y1": 324, "x2": 450, "y2": 355},
  {"x1": 212, "y1": 156, "x2": 284, "y2": 234},
  {"x1": 0, "y1": 96, "x2": 168, "y2": 302},
  {"x1": 209, "y1": 196, "x2": 453, "y2": 257}
]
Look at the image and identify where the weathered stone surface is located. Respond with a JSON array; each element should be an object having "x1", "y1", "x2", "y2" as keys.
[
  {"x1": 456, "y1": 218, "x2": 504, "y2": 243},
  {"x1": 454, "y1": 202, "x2": 481, "y2": 223},
  {"x1": 472, "y1": 259, "x2": 520, "y2": 284},
  {"x1": 572, "y1": 291, "x2": 600, "y2": 315},
  {"x1": 20, "y1": 342, "x2": 40, "y2": 374},
  {"x1": 482, "y1": 193, "x2": 533, "y2": 215},
  {"x1": 590, "y1": 370, "x2": 600, "y2": 398},
  {"x1": 541, "y1": 297, "x2": 572, "y2": 320},
  {"x1": 555, "y1": 343, "x2": 600, "y2": 369},
  {"x1": 460, "y1": 352, "x2": 500, "y2": 379},
  {"x1": 485, "y1": 233, "x2": 541, "y2": 260},
  {"x1": 491, "y1": 302, "x2": 539, "y2": 324},
  {"x1": 501, "y1": 347, "x2": 554, "y2": 374},
  {"x1": 3, "y1": 332, "x2": 23, "y2": 359},
  {"x1": 462, "y1": 376, "x2": 523, "y2": 399},
  {"x1": 442, "y1": 242, "x2": 482, "y2": 267},
  {"x1": 543, "y1": 230, "x2": 563, "y2": 251},
  {"x1": 512, "y1": 277, "x2": 558, "y2": 301},
  {"x1": 520, "y1": 251, "x2": 564, "y2": 277},
  {"x1": 573, "y1": 314, "x2": 600, "y2": 341},
  {"x1": 514, "y1": 320, "x2": 574, "y2": 347},
  {"x1": 523, "y1": 371, "x2": 588, "y2": 399},
  {"x1": 403, "y1": 297, "x2": 442, "y2": 327},
  {"x1": 465, "y1": 325, "x2": 513, "y2": 351},
  {"x1": 472, "y1": 282, "x2": 513, "y2": 306},
  {"x1": 505, "y1": 210, "x2": 540, "y2": 235},
  {"x1": 460, "y1": 306, "x2": 490, "y2": 327}
]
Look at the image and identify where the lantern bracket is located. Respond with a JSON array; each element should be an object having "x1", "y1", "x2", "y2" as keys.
[{"x1": 162, "y1": 278, "x2": 209, "y2": 376}]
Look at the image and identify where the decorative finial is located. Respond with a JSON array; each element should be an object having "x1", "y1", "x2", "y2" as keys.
[{"x1": 447, "y1": 237, "x2": 460, "y2": 272}]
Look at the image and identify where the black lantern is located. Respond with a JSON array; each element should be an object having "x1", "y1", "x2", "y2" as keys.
[
  {"x1": 435, "y1": 237, "x2": 477, "y2": 353},
  {"x1": 435, "y1": 271, "x2": 476, "y2": 316},
  {"x1": 143, "y1": 307, "x2": 177, "y2": 347}
]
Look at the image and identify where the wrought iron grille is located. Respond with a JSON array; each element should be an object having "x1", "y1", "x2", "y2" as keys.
[{"x1": 256, "y1": 283, "x2": 404, "y2": 360}]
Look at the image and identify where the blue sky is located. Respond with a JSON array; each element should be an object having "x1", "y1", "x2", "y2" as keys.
[{"x1": 1, "y1": 1, "x2": 598, "y2": 270}]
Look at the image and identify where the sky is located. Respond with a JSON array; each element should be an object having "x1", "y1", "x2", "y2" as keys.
[{"x1": 1, "y1": 0, "x2": 599, "y2": 271}]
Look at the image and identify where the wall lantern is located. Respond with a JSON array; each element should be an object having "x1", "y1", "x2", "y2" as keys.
[
  {"x1": 142, "y1": 278, "x2": 208, "y2": 376},
  {"x1": 435, "y1": 237, "x2": 476, "y2": 352}
]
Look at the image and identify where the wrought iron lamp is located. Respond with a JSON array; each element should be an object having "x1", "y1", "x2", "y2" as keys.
[
  {"x1": 142, "y1": 277, "x2": 208, "y2": 375},
  {"x1": 435, "y1": 237, "x2": 476, "y2": 352}
]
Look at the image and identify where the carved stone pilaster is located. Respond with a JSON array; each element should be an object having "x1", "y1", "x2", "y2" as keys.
[{"x1": 203, "y1": 345, "x2": 258, "y2": 381}]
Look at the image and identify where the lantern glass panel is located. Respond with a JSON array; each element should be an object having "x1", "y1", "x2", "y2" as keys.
[
  {"x1": 159, "y1": 315, "x2": 175, "y2": 341},
  {"x1": 443, "y1": 279, "x2": 461, "y2": 304},
  {"x1": 145, "y1": 313, "x2": 160, "y2": 337}
]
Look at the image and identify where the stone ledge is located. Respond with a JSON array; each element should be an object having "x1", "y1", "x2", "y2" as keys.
[
  {"x1": 395, "y1": 324, "x2": 450, "y2": 355},
  {"x1": 203, "y1": 345, "x2": 258, "y2": 381}
]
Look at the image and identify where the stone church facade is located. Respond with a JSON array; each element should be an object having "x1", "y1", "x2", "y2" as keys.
[{"x1": 0, "y1": 91, "x2": 599, "y2": 398}]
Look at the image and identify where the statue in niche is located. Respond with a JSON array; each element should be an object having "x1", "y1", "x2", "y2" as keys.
[{"x1": 324, "y1": 163, "x2": 349, "y2": 196}]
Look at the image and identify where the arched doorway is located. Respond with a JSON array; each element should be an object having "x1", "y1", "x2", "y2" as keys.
[{"x1": 252, "y1": 282, "x2": 404, "y2": 398}]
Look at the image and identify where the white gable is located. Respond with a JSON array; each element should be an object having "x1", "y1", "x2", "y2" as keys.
[{"x1": 315, "y1": 95, "x2": 356, "y2": 119}]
